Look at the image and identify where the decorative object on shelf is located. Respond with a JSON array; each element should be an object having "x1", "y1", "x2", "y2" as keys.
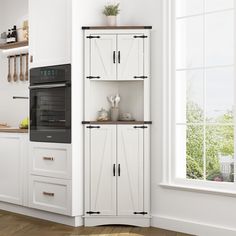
[
  {"x1": 120, "y1": 112, "x2": 134, "y2": 121},
  {"x1": 97, "y1": 108, "x2": 110, "y2": 121},
  {"x1": 0, "y1": 32, "x2": 7, "y2": 44},
  {"x1": 6, "y1": 25, "x2": 17, "y2": 44},
  {"x1": 103, "y1": 3, "x2": 120, "y2": 26},
  {"x1": 107, "y1": 94, "x2": 121, "y2": 121},
  {"x1": 17, "y1": 20, "x2": 29, "y2": 42}
]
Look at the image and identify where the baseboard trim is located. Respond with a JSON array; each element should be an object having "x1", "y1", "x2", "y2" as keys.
[
  {"x1": 151, "y1": 214, "x2": 236, "y2": 236},
  {"x1": 84, "y1": 216, "x2": 151, "y2": 227},
  {"x1": 0, "y1": 202, "x2": 83, "y2": 227}
]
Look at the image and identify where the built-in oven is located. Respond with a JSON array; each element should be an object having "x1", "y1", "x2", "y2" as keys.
[{"x1": 29, "y1": 64, "x2": 71, "y2": 143}]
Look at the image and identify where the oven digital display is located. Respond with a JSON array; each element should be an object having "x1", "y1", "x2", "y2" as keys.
[{"x1": 40, "y1": 69, "x2": 58, "y2": 78}]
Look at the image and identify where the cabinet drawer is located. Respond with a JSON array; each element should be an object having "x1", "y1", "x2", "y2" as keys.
[
  {"x1": 29, "y1": 176, "x2": 71, "y2": 215},
  {"x1": 30, "y1": 142, "x2": 72, "y2": 179}
]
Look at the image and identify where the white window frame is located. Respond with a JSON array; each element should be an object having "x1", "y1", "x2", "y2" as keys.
[{"x1": 161, "y1": 0, "x2": 236, "y2": 194}]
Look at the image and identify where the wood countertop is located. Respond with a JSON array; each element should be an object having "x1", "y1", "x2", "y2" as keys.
[{"x1": 0, "y1": 127, "x2": 28, "y2": 133}]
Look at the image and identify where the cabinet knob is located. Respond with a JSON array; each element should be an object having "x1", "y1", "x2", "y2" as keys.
[{"x1": 30, "y1": 55, "x2": 33, "y2": 63}]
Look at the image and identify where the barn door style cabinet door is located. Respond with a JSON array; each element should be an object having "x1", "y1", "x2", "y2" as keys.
[
  {"x1": 84, "y1": 27, "x2": 150, "y2": 81},
  {"x1": 84, "y1": 124, "x2": 150, "y2": 227},
  {"x1": 83, "y1": 26, "x2": 152, "y2": 227}
]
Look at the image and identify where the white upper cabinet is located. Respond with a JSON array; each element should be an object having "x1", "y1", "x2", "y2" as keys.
[
  {"x1": 117, "y1": 35, "x2": 144, "y2": 80},
  {"x1": 85, "y1": 125, "x2": 117, "y2": 216},
  {"x1": 29, "y1": 0, "x2": 71, "y2": 68},
  {"x1": 85, "y1": 30, "x2": 150, "y2": 81},
  {"x1": 117, "y1": 125, "x2": 144, "y2": 215},
  {"x1": 90, "y1": 35, "x2": 117, "y2": 80}
]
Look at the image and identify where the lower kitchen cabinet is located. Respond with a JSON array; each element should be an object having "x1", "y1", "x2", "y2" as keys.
[
  {"x1": 84, "y1": 124, "x2": 150, "y2": 226},
  {"x1": 29, "y1": 175, "x2": 72, "y2": 215},
  {"x1": 0, "y1": 133, "x2": 28, "y2": 205}
]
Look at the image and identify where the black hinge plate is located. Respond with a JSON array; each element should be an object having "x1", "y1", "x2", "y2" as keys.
[
  {"x1": 86, "y1": 76, "x2": 100, "y2": 79},
  {"x1": 134, "y1": 212, "x2": 148, "y2": 215},
  {"x1": 134, "y1": 76, "x2": 148, "y2": 79},
  {"x1": 134, "y1": 126, "x2": 148, "y2": 129},
  {"x1": 134, "y1": 35, "x2": 148, "y2": 39},
  {"x1": 87, "y1": 126, "x2": 101, "y2": 129},
  {"x1": 86, "y1": 211, "x2": 101, "y2": 215},
  {"x1": 86, "y1": 36, "x2": 101, "y2": 39}
]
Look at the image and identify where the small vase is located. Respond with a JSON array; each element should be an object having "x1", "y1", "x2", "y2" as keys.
[
  {"x1": 107, "y1": 16, "x2": 117, "y2": 26},
  {"x1": 111, "y1": 108, "x2": 119, "y2": 121}
]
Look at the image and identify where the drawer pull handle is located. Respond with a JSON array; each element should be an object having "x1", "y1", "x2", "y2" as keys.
[
  {"x1": 43, "y1": 192, "x2": 55, "y2": 197},
  {"x1": 43, "y1": 157, "x2": 54, "y2": 161}
]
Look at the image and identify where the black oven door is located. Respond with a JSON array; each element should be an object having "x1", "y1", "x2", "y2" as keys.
[{"x1": 30, "y1": 82, "x2": 71, "y2": 143}]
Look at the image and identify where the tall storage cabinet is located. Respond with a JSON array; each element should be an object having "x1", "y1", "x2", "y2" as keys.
[{"x1": 83, "y1": 27, "x2": 152, "y2": 227}]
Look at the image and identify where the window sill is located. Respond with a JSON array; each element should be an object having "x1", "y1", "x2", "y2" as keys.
[{"x1": 160, "y1": 183, "x2": 236, "y2": 197}]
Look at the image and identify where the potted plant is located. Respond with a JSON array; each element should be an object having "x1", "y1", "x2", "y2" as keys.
[{"x1": 103, "y1": 3, "x2": 120, "y2": 26}]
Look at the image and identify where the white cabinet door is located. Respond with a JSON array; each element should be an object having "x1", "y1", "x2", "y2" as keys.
[
  {"x1": 0, "y1": 134, "x2": 27, "y2": 205},
  {"x1": 117, "y1": 35, "x2": 144, "y2": 80},
  {"x1": 86, "y1": 125, "x2": 117, "y2": 216},
  {"x1": 117, "y1": 125, "x2": 144, "y2": 216},
  {"x1": 29, "y1": 0, "x2": 71, "y2": 68},
  {"x1": 89, "y1": 35, "x2": 117, "y2": 80}
]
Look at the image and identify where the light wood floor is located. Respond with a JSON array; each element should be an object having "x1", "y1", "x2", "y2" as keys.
[{"x1": 0, "y1": 210, "x2": 194, "y2": 236}]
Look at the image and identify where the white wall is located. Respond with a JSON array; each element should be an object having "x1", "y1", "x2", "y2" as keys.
[{"x1": 0, "y1": 0, "x2": 28, "y2": 127}]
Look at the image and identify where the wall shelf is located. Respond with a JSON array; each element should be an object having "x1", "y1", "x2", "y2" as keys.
[{"x1": 0, "y1": 41, "x2": 28, "y2": 50}]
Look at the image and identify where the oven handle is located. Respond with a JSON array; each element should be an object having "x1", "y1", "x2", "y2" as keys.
[{"x1": 29, "y1": 83, "x2": 69, "y2": 90}]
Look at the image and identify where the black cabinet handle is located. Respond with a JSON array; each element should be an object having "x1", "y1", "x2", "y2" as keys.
[
  {"x1": 134, "y1": 126, "x2": 148, "y2": 129},
  {"x1": 86, "y1": 76, "x2": 100, "y2": 79},
  {"x1": 113, "y1": 51, "x2": 116, "y2": 64},
  {"x1": 118, "y1": 164, "x2": 121, "y2": 176},
  {"x1": 118, "y1": 51, "x2": 121, "y2": 64},
  {"x1": 86, "y1": 211, "x2": 101, "y2": 214},
  {"x1": 113, "y1": 164, "x2": 116, "y2": 176},
  {"x1": 134, "y1": 76, "x2": 148, "y2": 79}
]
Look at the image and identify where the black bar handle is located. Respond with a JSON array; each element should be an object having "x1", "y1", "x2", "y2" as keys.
[
  {"x1": 113, "y1": 51, "x2": 116, "y2": 64},
  {"x1": 87, "y1": 36, "x2": 101, "y2": 39},
  {"x1": 118, "y1": 164, "x2": 121, "y2": 176},
  {"x1": 113, "y1": 164, "x2": 116, "y2": 176},
  {"x1": 118, "y1": 51, "x2": 121, "y2": 64},
  {"x1": 134, "y1": 212, "x2": 148, "y2": 215},
  {"x1": 134, "y1": 76, "x2": 148, "y2": 79}
]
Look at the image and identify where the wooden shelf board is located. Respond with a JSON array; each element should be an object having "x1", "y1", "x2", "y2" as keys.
[
  {"x1": 82, "y1": 26, "x2": 152, "y2": 30},
  {"x1": 0, "y1": 41, "x2": 28, "y2": 50},
  {"x1": 82, "y1": 121, "x2": 152, "y2": 125}
]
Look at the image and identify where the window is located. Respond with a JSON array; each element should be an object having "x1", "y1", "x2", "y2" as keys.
[{"x1": 174, "y1": 0, "x2": 235, "y2": 184}]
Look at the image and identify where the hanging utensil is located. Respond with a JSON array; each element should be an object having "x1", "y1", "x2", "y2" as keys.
[
  {"x1": 25, "y1": 54, "x2": 28, "y2": 81},
  {"x1": 20, "y1": 54, "x2": 24, "y2": 81},
  {"x1": 13, "y1": 55, "x2": 17, "y2": 82},
  {"x1": 7, "y1": 56, "x2": 11, "y2": 82}
]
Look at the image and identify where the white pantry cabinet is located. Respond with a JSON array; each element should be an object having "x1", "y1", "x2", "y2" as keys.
[
  {"x1": 29, "y1": 0, "x2": 71, "y2": 68},
  {"x1": 0, "y1": 133, "x2": 28, "y2": 205},
  {"x1": 84, "y1": 124, "x2": 150, "y2": 226},
  {"x1": 84, "y1": 28, "x2": 150, "y2": 81}
]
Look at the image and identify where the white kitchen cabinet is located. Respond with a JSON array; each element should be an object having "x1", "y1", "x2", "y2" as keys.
[
  {"x1": 29, "y1": 0, "x2": 71, "y2": 68},
  {"x1": 89, "y1": 35, "x2": 117, "y2": 80},
  {"x1": 117, "y1": 125, "x2": 144, "y2": 216},
  {"x1": 85, "y1": 29, "x2": 150, "y2": 81},
  {"x1": 85, "y1": 125, "x2": 116, "y2": 216},
  {"x1": 84, "y1": 124, "x2": 150, "y2": 226},
  {"x1": 0, "y1": 133, "x2": 28, "y2": 205}
]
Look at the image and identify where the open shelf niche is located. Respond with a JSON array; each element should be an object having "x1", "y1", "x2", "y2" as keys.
[{"x1": 84, "y1": 80, "x2": 150, "y2": 123}]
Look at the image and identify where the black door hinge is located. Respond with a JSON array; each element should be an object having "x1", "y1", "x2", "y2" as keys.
[
  {"x1": 134, "y1": 76, "x2": 148, "y2": 79},
  {"x1": 134, "y1": 35, "x2": 148, "y2": 39},
  {"x1": 86, "y1": 36, "x2": 101, "y2": 39},
  {"x1": 86, "y1": 76, "x2": 100, "y2": 79},
  {"x1": 87, "y1": 126, "x2": 101, "y2": 129},
  {"x1": 134, "y1": 212, "x2": 148, "y2": 215},
  {"x1": 86, "y1": 211, "x2": 101, "y2": 215},
  {"x1": 134, "y1": 126, "x2": 148, "y2": 129}
]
